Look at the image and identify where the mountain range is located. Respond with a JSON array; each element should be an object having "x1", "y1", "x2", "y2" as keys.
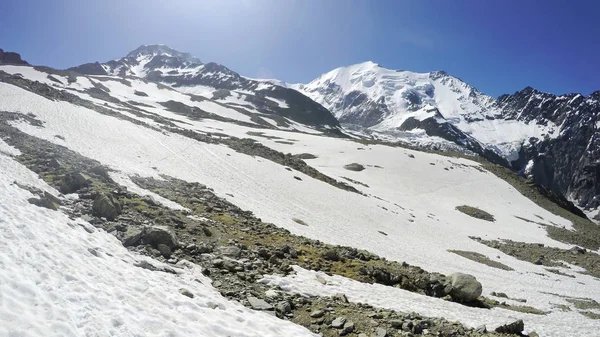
[
  {"x1": 1, "y1": 44, "x2": 600, "y2": 336},
  {"x1": 64, "y1": 44, "x2": 599, "y2": 219}
]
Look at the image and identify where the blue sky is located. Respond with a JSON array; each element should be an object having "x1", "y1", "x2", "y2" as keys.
[{"x1": 1, "y1": 0, "x2": 598, "y2": 97}]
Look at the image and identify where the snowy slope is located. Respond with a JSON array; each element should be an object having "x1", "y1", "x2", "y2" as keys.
[
  {"x1": 0, "y1": 138, "x2": 316, "y2": 337},
  {"x1": 1, "y1": 68, "x2": 599, "y2": 336}
]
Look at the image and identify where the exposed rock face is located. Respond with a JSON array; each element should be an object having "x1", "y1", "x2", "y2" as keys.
[
  {"x1": 0, "y1": 49, "x2": 29, "y2": 65},
  {"x1": 499, "y1": 88, "x2": 600, "y2": 214},
  {"x1": 68, "y1": 44, "x2": 340, "y2": 128}
]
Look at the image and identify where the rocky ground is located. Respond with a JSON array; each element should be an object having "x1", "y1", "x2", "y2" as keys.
[{"x1": 0, "y1": 114, "x2": 540, "y2": 336}]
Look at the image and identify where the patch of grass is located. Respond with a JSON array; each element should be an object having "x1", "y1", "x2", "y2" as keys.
[
  {"x1": 580, "y1": 311, "x2": 600, "y2": 320},
  {"x1": 449, "y1": 250, "x2": 513, "y2": 271},
  {"x1": 567, "y1": 298, "x2": 600, "y2": 311},
  {"x1": 472, "y1": 237, "x2": 600, "y2": 278},
  {"x1": 481, "y1": 297, "x2": 546, "y2": 315},
  {"x1": 212, "y1": 213, "x2": 238, "y2": 226},
  {"x1": 456, "y1": 205, "x2": 495, "y2": 222}
]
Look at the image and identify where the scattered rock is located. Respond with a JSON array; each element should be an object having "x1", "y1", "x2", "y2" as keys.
[
  {"x1": 340, "y1": 321, "x2": 355, "y2": 335},
  {"x1": 121, "y1": 227, "x2": 143, "y2": 247},
  {"x1": 157, "y1": 243, "x2": 172, "y2": 258},
  {"x1": 27, "y1": 191, "x2": 61, "y2": 210},
  {"x1": 373, "y1": 327, "x2": 388, "y2": 337},
  {"x1": 293, "y1": 176, "x2": 303, "y2": 181},
  {"x1": 275, "y1": 301, "x2": 292, "y2": 315},
  {"x1": 310, "y1": 309, "x2": 325, "y2": 318},
  {"x1": 92, "y1": 193, "x2": 121, "y2": 220},
  {"x1": 491, "y1": 292, "x2": 508, "y2": 298},
  {"x1": 494, "y1": 319, "x2": 524, "y2": 334},
  {"x1": 331, "y1": 316, "x2": 347, "y2": 329},
  {"x1": 60, "y1": 171, "x2": 92, "y2": 193},
  {"x1": 448, "y1": 272, "x2": 482, "y2": 302},
  {"x1": 344, "y1": 163, "x2": 366, "y2": 172},
  {"x1": 179, "y1": 289, "x2": 194, "y2": 298},
  {"x1": 247, "y1": 296, "x2": 273, "y2": 310},
  {"x1": 142, "y1": 226, "x2": 178, "y2": 249},
  {"x1": 218, "y1": 246, "x2": 242, "y2": 258}
]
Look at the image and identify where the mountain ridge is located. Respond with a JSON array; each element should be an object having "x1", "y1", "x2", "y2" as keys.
[{"x1": 68, "y1": 44, "x2": 340, "y2": 128}]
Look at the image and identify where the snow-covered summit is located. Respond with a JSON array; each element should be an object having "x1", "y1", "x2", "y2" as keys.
[
  {"x1": 125, "y1": 44, "x2": 202, "y2": 65},
  {"x1": 68, "y1": 45, "x2": 341, "y2": 128},
  {"x1": 294, "y1": 61, "x2": 498, "y2": 128}
]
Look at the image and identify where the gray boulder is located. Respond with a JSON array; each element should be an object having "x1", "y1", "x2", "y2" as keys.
[
  {"x1": 247, "y1": 296, "x2": 273, "y2": 310},
  {"x1": 60, "y1": 171, "x2": 92, "y2": 193},
  {"x1": 121, "y1": 227, "x2": 143, "y2": 247},
  {"x1": 92, "y1": 193, "x2": 121, "y2": 220},
  {"x1": 142, "y1": 226, "x2": 178, "y2": 249},
  {"x1": 218, "y1": 246, "x2": 242, "y2": 258},
  {"x1": 343, "y1": 163, "x2": 365, "y2": 172},
  {"x1": 448, "y1": 272, "x2": 482, "y2": 302}
]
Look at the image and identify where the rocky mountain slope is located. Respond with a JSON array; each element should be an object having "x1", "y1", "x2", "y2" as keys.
[
  {"x1": 69, "y1": 45, "x2": 340, "y2": 128},
  {"x1": 291, "y1": 62, "x2": 600, "y2": 219},
  {"x1": 2, "y1": 48, "x2": 600, "y2": 337}
]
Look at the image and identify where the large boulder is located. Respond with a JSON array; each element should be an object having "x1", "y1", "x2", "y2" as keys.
[
  {"x1": 141, "y1": 226, "x2": 179, "y2": 249},
  {"x1": 92, "y1": 193, "x2": 121, "y2": 220},
  {"x1": 60, "y1": 171, "x2": 92, "y2": 193},
  {"x1": 448, "y1": 272, "x2": 482, "y2": 302}
]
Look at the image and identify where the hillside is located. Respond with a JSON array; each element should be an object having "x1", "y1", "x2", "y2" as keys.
[{"x1": 1, "y1": 50, "x2": 600, "y2": 337}]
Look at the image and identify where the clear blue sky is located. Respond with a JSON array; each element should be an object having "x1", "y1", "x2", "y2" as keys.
[{"x1": 1, "y1": 0, "x2": 598, "y2": 97}]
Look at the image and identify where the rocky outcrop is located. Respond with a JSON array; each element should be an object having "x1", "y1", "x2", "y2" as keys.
[
  {"x1": 500, "y1": 88, "x2": 600, "y2": 214},
  {"x1": 0, "y1": 49, "x2": 28, "y2": 65}
]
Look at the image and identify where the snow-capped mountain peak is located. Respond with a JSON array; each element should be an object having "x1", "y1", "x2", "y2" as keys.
[
  {"x1": 125, "y1": 44, "x2": 202, "y2": 65},
  {"x1": 295, "y1": 61, "x2": 499, "y2": 129}
]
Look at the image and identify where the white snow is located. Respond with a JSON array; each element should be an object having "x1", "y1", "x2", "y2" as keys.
[{"x1": 0, "y1": 139, "x2": 316, "y2": 337}]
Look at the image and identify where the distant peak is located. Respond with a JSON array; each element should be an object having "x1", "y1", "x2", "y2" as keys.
[{"x1": 125, "y1": 44, "x2": 201, "y2": 64}]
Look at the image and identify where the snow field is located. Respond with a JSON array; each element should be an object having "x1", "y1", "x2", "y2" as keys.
[{"x1": 0, "y1": 138, "x2": 316, "y2": 337}]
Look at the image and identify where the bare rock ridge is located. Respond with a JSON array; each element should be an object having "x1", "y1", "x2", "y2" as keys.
[
  {"x1": 68, "y1": 44, "x2": 340, "y2": 128},
  {"x1": 0, "y1": 48, "x2": 29, "y2": 65}
]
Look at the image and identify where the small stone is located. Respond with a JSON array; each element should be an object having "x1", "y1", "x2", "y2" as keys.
[
  {"x1": 343, "y1": 163, "x2": 365, "y2": 171},
  {"x1": 390, "y1": 320, "x2": 403, "y2": 328},
  {"x1": 475, "y1": 325, "x2": 487, "y2": 333},
  {"x1": 275, "y1": 301, "x2": 292, "y2": 315},
  {"x1": 157, "y1": 243, "x2": 172, "y2": 258},
  {"x1": 310, "y1": 309, "x2": 325, "y2": 318},
  {"x1": 340, "y1": 321, "x2": 354, "y2": 335},
  {"x1": 494, "y1": 319, "x2": 524, "y2": 334},
  {"x1": 335, "y1": 293, "x2": 349, "y2": 303},
  {"x1": 373, "y1": 327, "x2": 388, "y2": 337},
  {"x1": 529, "y1": 332, "x2": 540, "y2": 337},
  {"x1": 218, "y1": 246, "x2": 242, "y2": 258},
  {"x1": 331, "y1": 316, "x2": 347, "y2": 329},
  {"x1": 247, "y1": 296, "x2": 273, "y2": 310},
  {"x1": 179, "y1": 289, "x2": 194, "y2": 298}
]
